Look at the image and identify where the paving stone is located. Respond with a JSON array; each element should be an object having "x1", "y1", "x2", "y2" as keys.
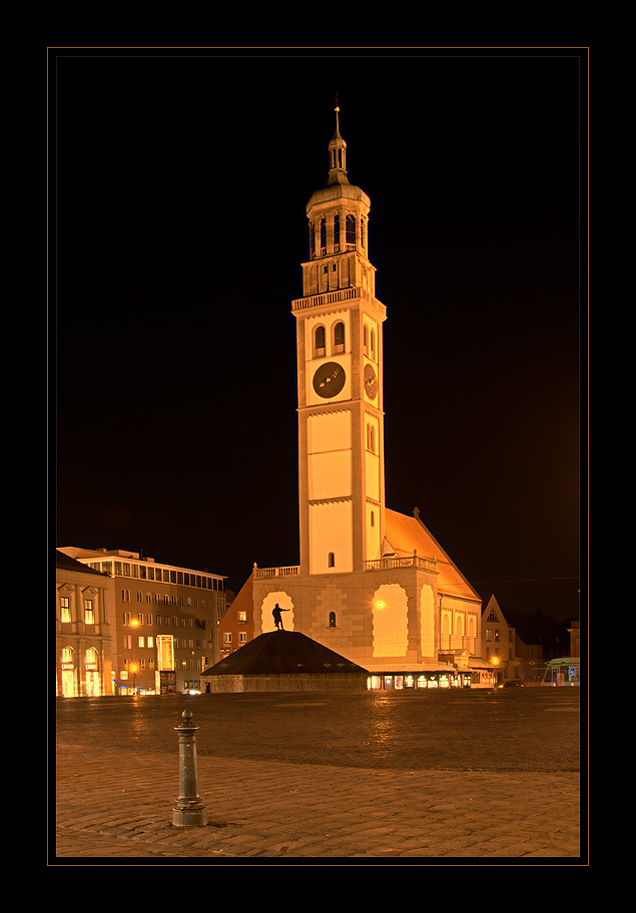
[{"x1": 53, "y1": 691, "x2": 584, "y2": 862}]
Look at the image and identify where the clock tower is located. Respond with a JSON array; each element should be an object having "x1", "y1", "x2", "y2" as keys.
[
  {"x1": 293, "y1": 106, "x2": 387, "y2": 577},
  {"x1": 250, "y1": 105, "x2": 482, "y2": 674}
]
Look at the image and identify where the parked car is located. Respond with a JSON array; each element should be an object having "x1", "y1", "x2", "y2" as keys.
[{"x1": 500, "y1": 680, "x2": 525, "y2": 688}]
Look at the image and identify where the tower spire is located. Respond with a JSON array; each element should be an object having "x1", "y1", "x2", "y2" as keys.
[{"x1": 327, "y1": 95, "x2": 348, "y2": 186}]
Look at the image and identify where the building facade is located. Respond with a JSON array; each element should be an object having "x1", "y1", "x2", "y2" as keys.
[
  {"x1": 217, "y1": 575, "x2": 254, "y2": 661},
  {"x1": 58, "y1": 546, "x2": 226, "y2": 694},
  {"x1": 250, "y1": 107, "x2": 483, "y2": 681},
  {"x1": 479, "y1": 594, "x2": 520, "y2": 683},
  {"x1": 55, "y1": 550, "x2": 115, "y2": 697}
]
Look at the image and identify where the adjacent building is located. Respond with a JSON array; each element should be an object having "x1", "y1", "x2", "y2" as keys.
[
  {"x1": 55, "y1": 550, "x2": 115, "y2": 697},
  {"x1": 479, "y1": 594, "x2": 574, "y2": 685},
  {"x1": 57, "y1": 546, "x2": 227, "y2": 694},
  {"x1": 218, "y1": 573, "x2": 254, "y2": 660}
]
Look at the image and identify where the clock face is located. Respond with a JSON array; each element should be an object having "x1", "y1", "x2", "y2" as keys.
[
  {"x1": 364, "y1": 363, "x2": 378, "y2": 400},
  {"x1": 313, "y1": 361, "x2": 346, "y2": 398}
]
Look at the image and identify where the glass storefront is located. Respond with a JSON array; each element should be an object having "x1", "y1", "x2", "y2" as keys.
[{"x1": 367, "y1": 671, "x2": 471, "y2": 690}]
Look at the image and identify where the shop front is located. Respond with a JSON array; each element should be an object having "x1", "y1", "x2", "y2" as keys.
[{"x1": 367, "y1": 667, "x2": 472, "y2": 691}]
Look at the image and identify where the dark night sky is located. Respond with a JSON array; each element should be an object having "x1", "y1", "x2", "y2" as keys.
[{"x1": 51, "y1": 48, "x2": 586, "y2": 622}]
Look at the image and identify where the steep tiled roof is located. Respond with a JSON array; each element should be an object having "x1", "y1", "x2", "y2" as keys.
[{"x1": 384, "y1": 508, "x2": 480, "y2": 602}]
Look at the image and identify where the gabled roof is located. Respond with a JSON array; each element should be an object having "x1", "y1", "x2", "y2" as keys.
[
  {"x1": 55, "y1": 549, "x2": 107, "y2": 576},
  {"x1": 203, "y1": 630, "x2": 368, "y2": 676},
  {"x1": 384, "y1": 508, "x2": 481, "y2": 602}
]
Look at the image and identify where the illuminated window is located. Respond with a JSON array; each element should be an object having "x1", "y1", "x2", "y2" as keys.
[
  {"x1": 60, "y1": 596, "x2": 71, "y2": 623},
  {"x1": 84, "y1": 599, "x2": 94, "y2": 624}
]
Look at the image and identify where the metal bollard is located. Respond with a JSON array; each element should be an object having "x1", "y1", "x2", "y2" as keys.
[{"x1": 172, "y1": 709, "x2": 208, "y2": 827}]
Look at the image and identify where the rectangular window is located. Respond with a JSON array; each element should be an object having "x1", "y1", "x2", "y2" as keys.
[
  {"x1": 138, "y1": 636, "x2": 145, "y2": 648},
  {"x1": 224, "y1": 633, "x2": 232, "y2": 645},
  {"x1": 60, "y1": 596, "x2": 71, "y2": 623},
  {"x1": 84, "y1": 600, "x2": 94, "y2": 624}
]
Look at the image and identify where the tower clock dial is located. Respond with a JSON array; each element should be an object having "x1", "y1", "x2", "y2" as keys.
[
  {"x1": 313, "y1": 361, "x2": 346, "y2": 398},
  {"x1": 364, "y1": 363, "x2": 378, "y2": 400}
]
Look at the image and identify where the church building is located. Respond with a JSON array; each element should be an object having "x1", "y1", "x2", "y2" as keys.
[{"x1": 250, "y1": 107, "x2": 482, "y2": 680}]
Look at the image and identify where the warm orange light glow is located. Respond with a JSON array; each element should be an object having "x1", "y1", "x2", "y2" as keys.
[
  {"x1": 130, "y1": 619, "x2": 139, "y2": 627},
  {"x1": 491, "y1": 656, "x2": 500, "y2": 666},
  {"x1": 130, "y1": 663, "x2": 138, "y2": 674},
  {"x1": 375, "y1": 601, "x2": 385, "y2": 609}
]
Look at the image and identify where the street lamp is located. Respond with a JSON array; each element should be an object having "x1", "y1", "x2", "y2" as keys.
[{"x1": 130, "y1": 662, "x2": 138, "y2": 694}]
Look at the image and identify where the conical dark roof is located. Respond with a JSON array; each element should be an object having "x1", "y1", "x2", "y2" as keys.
[{"x1": 202, "y1": 631, "x2": 368, "y2": 676}]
